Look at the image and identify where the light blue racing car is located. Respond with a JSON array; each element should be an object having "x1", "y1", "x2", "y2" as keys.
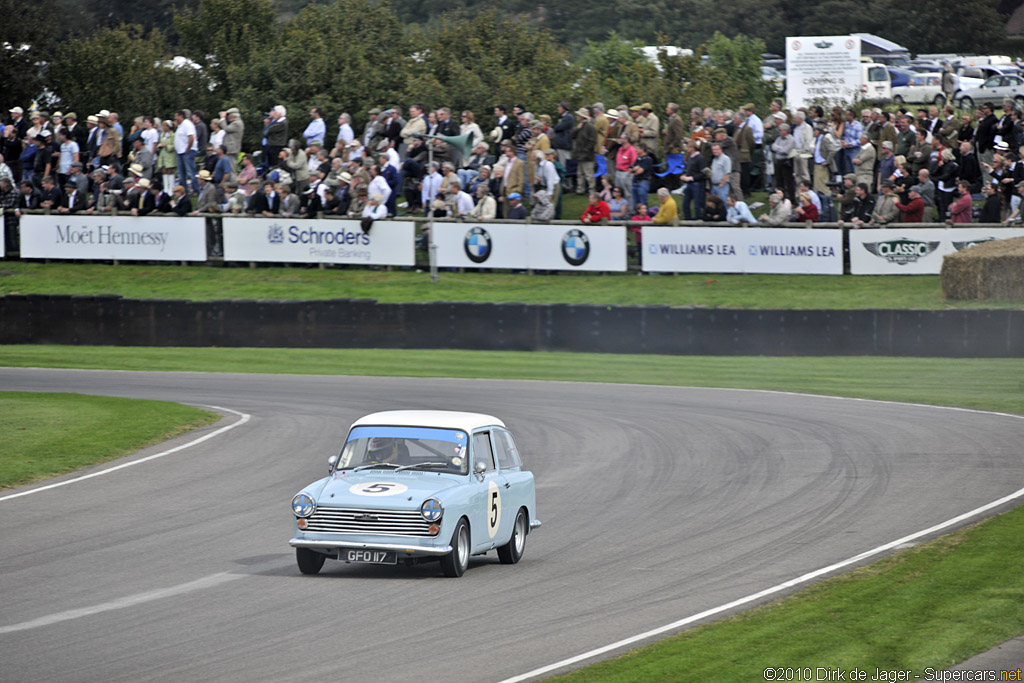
[{"x1": 290, "y1": 410, "x2": 540, "y2": 577}]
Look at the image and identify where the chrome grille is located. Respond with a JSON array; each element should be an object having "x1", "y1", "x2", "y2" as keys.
[{"x1": 305, "y1": 507, "x2": 435, "y2": 537}]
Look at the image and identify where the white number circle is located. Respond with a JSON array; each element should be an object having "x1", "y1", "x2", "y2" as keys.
[
  {"x1": 487, "y1": 480, "x2": 502, "y2": 538},
  {"x1": 349, "y1": 482, "x2": 408, "y2": 497}
]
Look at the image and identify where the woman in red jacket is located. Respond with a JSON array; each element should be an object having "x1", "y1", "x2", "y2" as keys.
[
  {"x1": 950, "y1": 181, "x2": 974, "y2": 223},
  {"x1": 581, "y1": 191, "x2": 610, "y2": 223},
  {"x1": 794, "y1": 191, "x2": 819, "y2": 222}
]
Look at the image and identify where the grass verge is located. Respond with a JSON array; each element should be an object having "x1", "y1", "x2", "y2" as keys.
[
  {"x1": 4, "y1": 261, "x2": 1024, "y2": 309},
  {"x1": 551, "y1": 507, "x2": 1024, "y2": 682},
  {"x1": 0, "y1": 391, "x2": 220, "y2": 489},
  {"x1": 2, "y1": 346, "x2": 1023, "y2": 415}
]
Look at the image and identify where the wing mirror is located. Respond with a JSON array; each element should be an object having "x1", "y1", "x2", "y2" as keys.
[
  {"x1": 473, "y1": 460, "x2": 487, "y2": 475},
  {"x1": 328, "y1": 454, "x2": 338, "y2": 473}
]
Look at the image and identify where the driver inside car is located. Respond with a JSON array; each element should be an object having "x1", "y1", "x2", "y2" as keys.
[{"x1": 364, "y1": 437, "x2": 411, "y2": 465}]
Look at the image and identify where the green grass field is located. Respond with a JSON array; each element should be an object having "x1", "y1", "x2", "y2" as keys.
[
  {"x1": 0, "y1": 391, "x2": 219, "y2": 489},
  {"x1": 4, "y1": 262, "x2": 1024, "y2": 309}
]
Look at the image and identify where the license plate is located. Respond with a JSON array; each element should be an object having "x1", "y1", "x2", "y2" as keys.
[{"x1": 340, "y1": 549, "x2": 398, "y2": 565}]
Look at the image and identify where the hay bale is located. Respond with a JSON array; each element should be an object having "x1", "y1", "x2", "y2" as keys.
[{"x1": 942, "y1": 235, "x2": 1024, "y2": 300}]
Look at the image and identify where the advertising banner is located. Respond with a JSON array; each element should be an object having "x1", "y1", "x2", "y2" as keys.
[
  {"x1": 223, "y1": 218, "x2": 414, "y2": 266},
  {"x1": 850, "y1": 228, "x2": 1024, "y2": 275},
  {"x1": 786, "y1": 35, "x2": 862, "y2": 109},
  {"x1": 20, "y1": 215, "x2": 206, "y2": 261},
  {"x1": 641, "y1": 227, "x2": 843, "y2": 274},
  {"x1": 434, "y1": 223, "x2": 627, "y2": 271}
]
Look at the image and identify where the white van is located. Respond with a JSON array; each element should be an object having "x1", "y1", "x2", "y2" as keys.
[{"x1": 861, "y1": 63, "x2": 892, "y2": 102}]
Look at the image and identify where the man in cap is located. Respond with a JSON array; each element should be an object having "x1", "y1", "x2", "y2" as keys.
[
  {"x1": 64, "y1": 112, "x2": 88, "y2": 153},
  {"x1": 85, "y1": 115, "x2": 101, "y2": 163},
  {"x1": 129, "y1": 177, "x2": 155, "y2": 215},
  {"x1": 58, "y1": 179, "x2": 86, "y2": 214},
  {"x1": 506, "y1": 191, "x2": 526, "y2": 219},
  {"x1": 363, "y1": 108, "x2": 383, "y2": 151},
  {"x1": 193, "y1": 169, "x2": 219, "y2": 213},
  {"x1": 870, "y1": 180, "x2": 900, "y2": 225},
  {"x1": 215, "y1": 107, "x2": 244, "y2": 172},
  {"x1": 130, "y1": 137, "x2": 154, "y2": 180},
  {"x1": 8, "y1": 106, "x2": 28, "y2": 140},
  {"x1": 571, "y1": 107, "x2": 597, "y2": 195},
  {"x1": 638, "y1": 103, "x2": 660, "y2": 155}
]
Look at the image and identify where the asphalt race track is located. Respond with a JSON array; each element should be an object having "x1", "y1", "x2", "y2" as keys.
[{"x1": 2, "y1": 368, "x2": 1024, "y2": 682}]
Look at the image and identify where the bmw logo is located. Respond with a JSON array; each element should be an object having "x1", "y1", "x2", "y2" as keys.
[
  {"x1": 561, "y1": 229, "x2": 590, "y2": 266},
  {"x1": 464, "y1": 226, "x2": 492, "y2": 264}
]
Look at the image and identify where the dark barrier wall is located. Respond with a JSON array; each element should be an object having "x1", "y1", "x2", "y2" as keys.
[{"x1": 2, "y1": 295, "x2": 1023, "y2": 357}]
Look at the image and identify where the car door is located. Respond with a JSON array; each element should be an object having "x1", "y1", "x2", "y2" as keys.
[
  {"x1": 493, "y1": 428, "x2": 535, "y2": 531},
  {"x1": 470, "y1": 429, "x2": 508, "y2": 552}
]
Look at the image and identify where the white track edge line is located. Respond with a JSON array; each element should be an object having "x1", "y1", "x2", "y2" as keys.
[
  {"x1": 0, "y1": 405, "x2": 251, "y2": 503},
  {"x1": 499, "y1": 408, "x2": 1024, "y2": 683}
]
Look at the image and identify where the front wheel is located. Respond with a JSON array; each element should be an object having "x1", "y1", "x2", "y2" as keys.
[
  {"x1": 959, "y1": 96, "x2": 974, "y2": 110},
  {"x1": 934, "y1": 94, "x2": 946, "y2": 107},
  {"x1": 497, "y1": 508, "x2": 527, "y2": 565},
  {"x1": 892, "y1": 94, "x2": 905, "y2": 105},
  {"x1": 440, "y1": 519, "x2": 470, "y2": 577},
  {"x1": 296, "y1": 547, "x2": 325, "y2": 575}
]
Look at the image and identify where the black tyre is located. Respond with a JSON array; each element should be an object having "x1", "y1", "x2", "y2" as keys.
[
  {"x1": 497, "y1": 508, "x2": 527, "y2": 565},
  {"x1": 934, "y1": 94, "x2": 946, "y2": 107},
  {"x1": 296, "y1": 547, "x2": 325, "y2": 575},
  {"x1": 893, "y1": 94, "x2": 904, "y2": 105},
  {"x1": 441, "y1": 519, "x2": 470, "y2": 577},
  {"x1": 960, "y1": 96, "x2": 974, "y2": 110}
]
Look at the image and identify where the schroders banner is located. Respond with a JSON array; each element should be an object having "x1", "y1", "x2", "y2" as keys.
[
  {"x1": 434, "y1": 223, "x2": 627, "y2": 271},
  {"x1": 641, "y1": 227, "x2": 843, "y2": 274},
  {"x1": 20, "y1": 215, "x2": 207, "y2": 261},
  {"x1": 850, "y1": 228, "x2": 1024, "y2": 274},
  {"x1": 223, "y1": 218, "x2": 415, "y2": 265}
]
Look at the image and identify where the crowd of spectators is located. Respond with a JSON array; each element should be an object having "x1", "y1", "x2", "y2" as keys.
[{"x1": 2, "y1": 96, "x2": 1022, "y2": 228}]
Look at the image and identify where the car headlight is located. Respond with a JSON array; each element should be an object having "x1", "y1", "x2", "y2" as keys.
[
  {"x1": 420, "y1": 498, "x2": 443, "y2": 523},
  {"x1": 292, "y1": 493, "x2": 316, "y2": 518}
]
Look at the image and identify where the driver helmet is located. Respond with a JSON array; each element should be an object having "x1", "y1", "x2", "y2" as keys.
[{"x1": 367, "y1": 437, "x2": 397, "y2": 462}]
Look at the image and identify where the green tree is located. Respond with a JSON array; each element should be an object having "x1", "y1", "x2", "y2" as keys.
[
  {"x1": 0, "y1": 0, "x2": 58, "y2": 113},
  {"x1": 403, "y1": 10, "x2": 580, "y2": 131},
  {"x1": 873, "y1": 0, "x2": 1005, "y2": 54},
  {"x1": 575, "y1": 33, "x2": 670, "y2": 111},
  {"x1": 46, "y1": 25, "x2": 217, "y2": 124},
  {"x1": 174, "y1": 0, "x2": 278, "y2": 100}
]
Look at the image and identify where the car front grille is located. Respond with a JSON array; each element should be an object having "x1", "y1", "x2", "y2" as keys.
[{"x1": 305, "y1": 507, "x2": 435, "y2": 537}]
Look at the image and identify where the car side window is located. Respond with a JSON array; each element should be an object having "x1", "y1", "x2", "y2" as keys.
[
  {"x1": 493, "y1": 429, "x2": 523, "y2": 469},
  {"x1": 473, "y1": 431, "x2": 495, "y2": 472}
]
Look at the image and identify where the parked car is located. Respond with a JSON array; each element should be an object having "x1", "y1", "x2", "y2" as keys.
[
  {"x1": 289, "y1": 410, "x2": 540, "y2": 577},
  {"x1": 955, "y1": 65, "x2": 1024, "y2": 101},
  {"x1": 956, "y1": 74, "x2": 1024, "y2": 109},
  {"x1": 887, "y1": 67, "x2": 917, "y2": 88},
  {"x1": 892, "y1": 73, "x2": 946, "y2": 106},
  {"x1": 761, "y1": 65, "x2": 785, "y2": 92}
]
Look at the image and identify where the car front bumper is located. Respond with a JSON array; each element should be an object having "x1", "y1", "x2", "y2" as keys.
[{"x1": 289, "y1": 538, "x2": 453, "y2": 556}]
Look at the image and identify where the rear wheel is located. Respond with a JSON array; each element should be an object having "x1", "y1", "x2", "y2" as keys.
[
  {"x1": 296, "y1": 547, "x2": 325, "y2": 575},
  {"x1": 497, "y1": 508, "x2": 527, "y2": 565},
  {"x1": 441, "y1": 519, "x2": 470, "y2": 577},
  {"x1": 934, "y1": 94, "x2": 946, "y2": 107}
]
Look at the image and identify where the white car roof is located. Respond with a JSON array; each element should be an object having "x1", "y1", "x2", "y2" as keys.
[{"x1": 352, "y1": 410, "x2": 506, "y2": 432}]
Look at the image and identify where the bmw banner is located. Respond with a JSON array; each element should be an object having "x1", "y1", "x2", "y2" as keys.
[
  {"x1": 222, "y1": 217, "x2": 414, "y2": 266},
  {"x1": 641, "y1": 226, "x2": 842, "y2": 274},
  {"x1": 435, "y1": 223, "x2": 626, "y2": 271},
  {"x1": 20, "y1": 215, "x2": 207, "y2": 261},
  {"x1": 850, "y1": 228, "x2": 1024, "y2": 274}
]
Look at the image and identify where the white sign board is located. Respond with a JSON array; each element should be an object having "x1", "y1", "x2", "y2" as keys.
[
  {"x1": 223, "y1": 218, "x2": 414, "y2": 266},
  {"x1": 642, "y1": 227, "x2": 843, "y2": 274},
  {"x1": 786, "y1": 35, "x2": 862, "y2": 109},
  {"x1": 850, "y1": 228, "x2": 1024, "y2": 274},
  {"x1": 435, "y1": 223, "x2": 626, "y2": 272},
  {"x1": 20, "y1": 215, "x2": 206, "y2": 261}
]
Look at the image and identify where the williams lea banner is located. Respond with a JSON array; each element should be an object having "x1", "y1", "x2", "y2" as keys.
[
  {"x1": 20, "y1": 215, "x2": 207, "y2": 261},
  {"x1": 222, "y1": 218, "x2": 415, "y2": 266},
  {"x1": 850, "y1": 228, "x2": 1024, "y2": 274},
  {"x1": 641, "y1": 227, "x2": 843, "y2": 274}
]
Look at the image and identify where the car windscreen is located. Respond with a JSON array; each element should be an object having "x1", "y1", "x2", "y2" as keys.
[{"x1": 339, "y1": 426, "x2": 469, "y2": 474}]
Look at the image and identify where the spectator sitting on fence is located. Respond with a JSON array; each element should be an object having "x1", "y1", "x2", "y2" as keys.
[
  {"x1": 950, "y1": 180, "x2": 974, "y2": 223},
  {"x1": 869, "y1": 180, "x2": 900, "y2": 225},
  {"x1": 607, "y1": 185, "x2": 628, "y2": 219},
  {"x1": 1004, "y1": 181, "x2": 1024, "y2": 224},
  {"x1": 759, "y1": 188, "x2": 792, "y2": 226},
  {"x1": 703, "y1": 194, "x2": 726, "y2": 222},
  {"x1": 469, "y1": 184, "x2": 496, "y2": 219},
  {"x1": 506, "y1": 191, "x2": 527, "y2": 220},
  {"x1": 793, "y1": 191, "x2": 818, "y2": 223},
  {"x1": 170, "y1": 183, "x2": 192, "y2": 216},
  {"x1": 580, "y1": 191, "x2": 609, "y2": 223},
  {"x1": 978, "y1": 182, "x2": 1002, "y2": 223},
  {"x1": 652, "y1": 186, "x2": 678, "y2": 224},
  {"x1": 726, "y1": 194, "x2": 757, "y2": 225}
]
